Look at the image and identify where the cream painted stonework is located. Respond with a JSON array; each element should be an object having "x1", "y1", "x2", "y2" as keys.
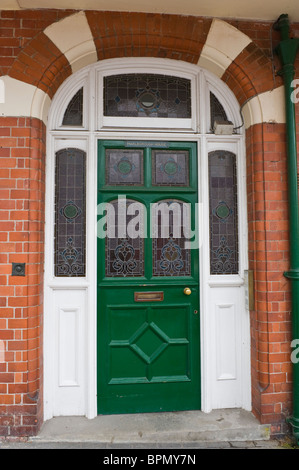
[
  {"x1": 242, "y1": 86, "x2": 286, "y2": 129},
  {"x1": 198, "y1": 19, "x2": 252, "y2": 77},
  {"x1": 3, "y1": 0, "x2": 299, "y2": 22},
  {"x1": 0, "y1": 76, "x2": 51, "y2": 124},
  {"x1": 1, "y1": 0, "x2": 20, "y2": 8},
  {"x1": 44, "y1": 11, "x2": 97, "y2": 73},
  {"x1": 0, "y1": 79, "x2": 5, "y2": 104}
]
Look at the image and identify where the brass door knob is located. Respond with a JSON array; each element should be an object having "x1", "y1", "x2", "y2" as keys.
[{"x1": 184, "y1": 287, "x2": 192, "y2": 295}]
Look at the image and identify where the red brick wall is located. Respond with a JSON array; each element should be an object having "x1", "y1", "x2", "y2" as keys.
[
  {"x1": 0, "y1": 9, "x2": 75, "y2": 76},
  {"x1": 0, "y1": 117, "x2": 46, "y2": 436},
  {"x1": 0, "y1": 9, "x2": 298, "y2": 438},
  {"x1": 246, "y1": 122, "x2": 293, "y2": 435}
]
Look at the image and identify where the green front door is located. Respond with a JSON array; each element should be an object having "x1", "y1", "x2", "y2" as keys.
[{"x1": 97, "y1": 140, "x2": 200, "y2": 414}]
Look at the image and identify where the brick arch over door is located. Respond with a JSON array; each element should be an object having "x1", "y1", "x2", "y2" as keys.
[
  {"x1": 6, "y1": 11, "x2": 281, "y2": 106},
  {"x1": 0, "y1": 9, "x2": 292, "y2": 436}
]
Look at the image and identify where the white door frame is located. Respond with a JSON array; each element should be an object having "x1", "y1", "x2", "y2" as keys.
[{"x1": 43, "y1": 58, "x2": 250, "y2": 420}]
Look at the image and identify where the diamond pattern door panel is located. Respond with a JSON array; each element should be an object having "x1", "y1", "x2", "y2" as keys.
[{"x1": 108, "y1": 305, "x2": 190, "y2": 384}]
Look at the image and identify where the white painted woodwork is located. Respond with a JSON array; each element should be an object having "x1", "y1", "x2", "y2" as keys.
[
  {"x1": 51, "y1": 289, "x2": 87, "y2": 416},
  {"x1": 216, "y1": 303, "x2": 237, "y2": 381},
  {"x1": 44, "y1": 58, "x2": 251, "y2": 419},
  {"x1": 210, "y1": 287, "x2": 246, "y2": 408}
]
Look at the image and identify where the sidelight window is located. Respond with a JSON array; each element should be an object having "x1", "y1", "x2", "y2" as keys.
[
  {"x1": 54, "y1": 148, "x2": 86, "y2": 277},
  {"x1": 208, "y1": 150, "x2": 239, "y2": 275}
]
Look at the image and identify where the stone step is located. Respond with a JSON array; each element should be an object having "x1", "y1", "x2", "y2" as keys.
[{"x1": 32, "y1": 409, "x2": 270, "y2": 445}]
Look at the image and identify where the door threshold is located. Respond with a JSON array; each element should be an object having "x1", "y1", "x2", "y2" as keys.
[{"x1": 34, "y1": 409, "x2": 269, "y2": 444}]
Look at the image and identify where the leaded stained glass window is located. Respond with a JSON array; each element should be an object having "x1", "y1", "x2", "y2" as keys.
[
  {"x1": 54, "y1": 148, "x2": 86, "y2": 277},
  {"x1": 106, "y1": 199, "x2": 144, "y2": 277},
  {"x1": 104, "y1": 74, "x2": 191, "y2": 118},
  {"x1": 106, "y1": 149, "x2": 143, "y2": 185},
  {"x1": 152, "y1": 199, "x2": 191, "y2": 277},
  {"x1": 152, "y1": 150, "x2": 189, "y2": 186},
  {"x1": 210, "y1": 92, "x2": 228, "y2": 130},
  {"x1": 62, "y1": 88, "x2": 83, "y2": 126},
  {"x1": 209, "y1": 151, "x2": 238, "y2": 274}
]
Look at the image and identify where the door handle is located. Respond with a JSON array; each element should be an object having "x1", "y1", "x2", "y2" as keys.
[{"x1": 183, "y1": 287, "x2": 192, "y2": 295}]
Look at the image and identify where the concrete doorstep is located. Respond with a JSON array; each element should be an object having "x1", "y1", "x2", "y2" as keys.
[{"x1": 30, "y1": 409, "x2": 271, "y2": 446}]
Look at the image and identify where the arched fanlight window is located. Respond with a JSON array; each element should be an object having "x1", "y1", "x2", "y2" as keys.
[
  {"x1": 50, "y1": 59, "x2": 243, "y2": 134},
  {"x1": 62, "y1": 87, "x2": 83, "y2": 126},
  {"x1": 210, "y1": 92, "x2": 234, "y2": 135},
  {"x1": 210, "y1": 92, "x2": 228, "y2": 127},
  {"x1": 103, "y1": 74, "x2": 191, "y2": 119}
]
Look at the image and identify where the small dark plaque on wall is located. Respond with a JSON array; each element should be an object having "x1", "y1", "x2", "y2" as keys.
[{"x1": 12, "y1": 263, "x2": 26, "y2": 277}]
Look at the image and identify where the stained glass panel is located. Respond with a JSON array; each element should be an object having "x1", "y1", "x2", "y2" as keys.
[
  {"x1": 152, "y1": 199, "x2": 191, "y2": 276},
  {"x1": 152, "y1": 150, "x2": 189, "y2": 186},
  {"x1": 210, "y1": 92, "x2": 228, "y2": 130},
  {"x1": 54, "y1": 148, "x2": 86, "y2": 277},
  {"x1": 62, "y1": 88, "x2": 83, "y2": 126},
  {"x1": 106, "y1": 149, "x2": 143, "y2": 185},
  {"x1": 104, "y1": 74, "x2": 191, "y2": 118},
  {"x1": 209, "y1": 151, "x2": 238, "y2": 274},
  {"x1": 106, "y1": 199, "x2": 144, "y2": 277}
]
